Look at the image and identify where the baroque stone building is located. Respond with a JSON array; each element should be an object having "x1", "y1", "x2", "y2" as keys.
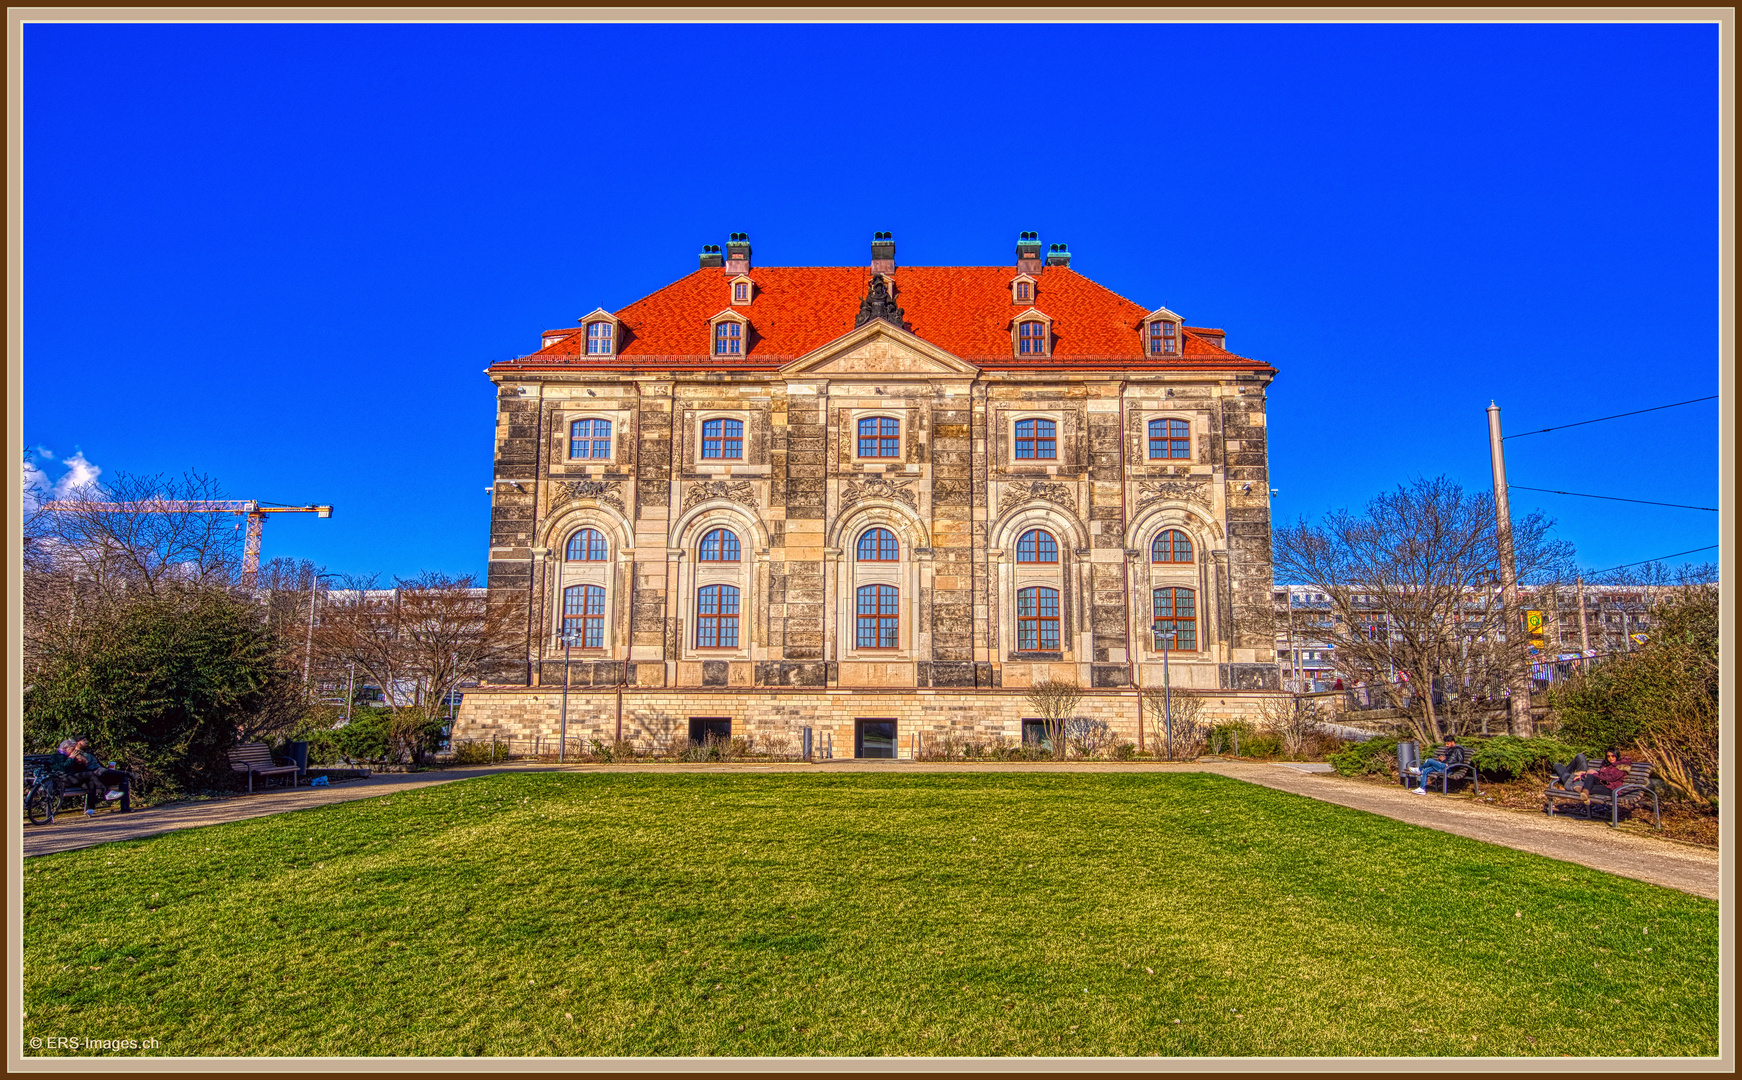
[{"x1": 454, "y1": 233, "x2": 1280, "y2": 756}]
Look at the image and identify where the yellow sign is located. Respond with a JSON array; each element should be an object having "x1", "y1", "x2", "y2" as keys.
[{"x1": 1525, "y1": 610, "x2": 1545, "y2": 639}]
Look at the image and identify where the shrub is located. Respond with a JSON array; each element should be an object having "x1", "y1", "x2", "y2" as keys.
[
  {"x1": 1207, "y1": 721, "x2": 1253, "y2": 757},
  {"x1": 447, "y1": 740, "x2": 499, "y2": 766},
  {"x1": 1238, "y1": 733, "x2": 1283, "y2": 758},
  {"x1": 1328, "y1": 736, "x2": 1401, "y2": 778},
  {"x1": 1466, "y1": 735, "x2": 1595, "y2": 781},
  {"x1": 1113, "y1": 743, "x2": 1138, "y2": 761}
]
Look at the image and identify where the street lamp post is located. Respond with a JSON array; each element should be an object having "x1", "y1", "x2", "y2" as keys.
[
  {"x1": 558, "y1": 630, "x2": 580, "y2": 763},
  {"x1": 1159, "y1": 627, "x2": 1175, "y2": 760}
]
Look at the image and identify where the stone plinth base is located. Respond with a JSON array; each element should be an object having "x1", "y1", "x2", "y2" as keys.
[{"x1": 452, "y1": 687, "x2": 1291, "y2": 759}]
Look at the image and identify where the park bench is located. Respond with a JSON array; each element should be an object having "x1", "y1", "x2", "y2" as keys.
[
  {"x1": 1397, "y1": 740, "x2": 1480, "y2": 795},
  {"x1": 228, "y1": 742, "x2": 301, "y2": 793},
  {"x1": 24, "y1": 753, "x2": 132, "y2": 820},
  {"x1": 1544, "y1": 761, "x2": 1660, "y2": 829}
]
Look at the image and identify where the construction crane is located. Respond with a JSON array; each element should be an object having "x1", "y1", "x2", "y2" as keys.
[{"x1": 38, "y1": 499, "x2": 333, "y2": 586}]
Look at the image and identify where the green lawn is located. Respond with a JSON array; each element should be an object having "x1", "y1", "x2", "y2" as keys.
[{"x1": 23, "y1": 771, "x2": 1719, "y2": 1058}]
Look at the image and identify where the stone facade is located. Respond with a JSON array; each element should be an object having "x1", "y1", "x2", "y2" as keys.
[{"x1": 458, "y1": 235, "x2": 1281, "y2": 752}]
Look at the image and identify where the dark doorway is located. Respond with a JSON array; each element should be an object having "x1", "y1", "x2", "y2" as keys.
[
  {"x1": 689, "y1": 717, "x2": 732, "y2": 743},
  {"x1": 1021, "y1": 718, "x2": 1053, "y2": 753},
  {"x1": 855, "y1": 719, "x2": 897, "y2": 759}
]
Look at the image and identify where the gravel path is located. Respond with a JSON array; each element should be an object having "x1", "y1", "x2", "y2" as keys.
[{"x1": 20, "y1": 760, "x2": 1719, "y2": 899}]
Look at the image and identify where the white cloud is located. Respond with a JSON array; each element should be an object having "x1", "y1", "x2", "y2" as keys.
[{"x1": 52, "y1": 450, "x2": 102, "y2": 498}]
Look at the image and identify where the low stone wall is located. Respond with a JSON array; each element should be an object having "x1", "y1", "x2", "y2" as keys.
[{"x1": 453, "y1": 686, "x2": 1292, "y2": 759}]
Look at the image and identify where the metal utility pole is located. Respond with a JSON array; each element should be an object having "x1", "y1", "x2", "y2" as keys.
[
  {"x1": 1576, "y1": 575, "x2": 1589, "y2": 653},
  {"x1": 1487, "y1": 402, "x2": 1533, "y2": 735}
]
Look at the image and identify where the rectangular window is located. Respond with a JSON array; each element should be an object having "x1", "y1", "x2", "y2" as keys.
[
  {"x1": 696, "y1": 585, "x2": 740, "y2": 648},
  {"x1": 856, "y1": 584, "x2": 899, "y2": 649},
  {"x1": 1020, "y1": 718, "x2": 1052, "y2": 752},
  {"x1": 701, "y1": 418, "x2": 744, "y2": 459},
  {"x1": 562, "y1": 585, "x2": 606, "y2": 649},
  {"x1": 586, "y1": 322, "x2": 612, "y2": 355},
  {"x1": 1162, "y1": 322, "x2": 1177, "y2": 355},
  {"x1": 1147, "y1": 418, "x2": 1190, "y2": 460},
  {"x1": 571, "y1": 419, "x2": 612, "y2": 460},
  {"x1": 1153, "y1": 587, "x2": 1197, "y2": 651},
  {"x1": 1148, "y1": 322, "x2": 1165, "y2": 355},
  {"x1": 733, "y1": 282, "x2": 748, "y2": 302},
  {"x1": 1016, "y1": 281, "x2": 1030, "y2": 301},
  {"x1": 857, "y1": 416, "x2": 900, "y2": 458},
  {"x1": 1013, "y1": 418, "x2": 1057, "y2": 460},
  {"x1": 715, "y1": 321, "x2": 741, "y2": 356},
  {"x1": 1017, "y1": 587, "x2": 1060, "y2": 650},
  {"x1": 1018, "y1": 321, "x2": 1046, "y2": 355}
]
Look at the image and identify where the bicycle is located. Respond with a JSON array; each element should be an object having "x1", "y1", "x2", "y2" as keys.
[{"x1": 23, "y1": 766, "x2": 64, "y2": 826}]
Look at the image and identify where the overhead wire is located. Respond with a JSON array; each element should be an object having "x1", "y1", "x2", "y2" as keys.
[
  {"x1": 1579, "y1": 545, "x2": 1719, "y2": 579},
  {"x1": 1508, "y1": 486, "x2": 1718, "y2": 512},
  {"x1": 1501, "y1": 395, "x2": 1717, "y2": 439}
]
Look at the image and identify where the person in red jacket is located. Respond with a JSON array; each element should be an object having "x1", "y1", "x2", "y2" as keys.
[{"x1": 1567, "y1": 748, "x2": 1634, "y2": 803}]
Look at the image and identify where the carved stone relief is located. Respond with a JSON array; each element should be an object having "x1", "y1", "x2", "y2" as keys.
[
  {"x1": 549, "y1": 479, "x2": 625, "y2": 513},
  {"x1": 1135, "y1": 479, "x2": 1212, "y2": 510},
  {"x1": 681, "y1": 479, "x2": 759, "y2": 514},
  {"x1": 1001, "y1": 480, "x2": 1077, "y2": 514},
  {"x1": 839, "y1": 475, "x2": 918, "y2": 509}
]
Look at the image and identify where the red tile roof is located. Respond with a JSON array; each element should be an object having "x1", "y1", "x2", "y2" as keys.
[{"x1": 497, "y1": 266, "x2": 1271, "y2": 373}]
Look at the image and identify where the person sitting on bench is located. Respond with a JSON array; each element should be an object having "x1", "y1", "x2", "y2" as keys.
[
  {"x1": 1411, "y1": 735, "x2": 1467, "y2": 793},
  {"x1": 1560, "y1": 748, "x2": 1633, "y2": 804},
  {"x1": 48, "y1": 736, "x2": 128, "y2": 815}
]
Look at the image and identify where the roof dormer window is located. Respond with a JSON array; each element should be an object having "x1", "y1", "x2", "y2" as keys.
[
  {"x1": 575, "y1": 308, "x2": 620, "y2": 358},
  {"x1": 1011, "y1": 274, "x2": 1036, "y2": 304},
  {"x1": 707, "y1": 310, "x2": 749, "y2": 359},
  {"x1": 1142, "y1": 307, "x2": 1184, "y2": 358},
  {"x1": 729, "y1": 275, "x2": 754, "y2": 306},
  {"x1": 1009, "y1": 308, "x2": 1053, "y2": 358}
]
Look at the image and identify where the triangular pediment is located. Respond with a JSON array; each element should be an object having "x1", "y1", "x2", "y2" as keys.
[{"x1": 781, "y1": 320, "x2": 979, "y2": 376}]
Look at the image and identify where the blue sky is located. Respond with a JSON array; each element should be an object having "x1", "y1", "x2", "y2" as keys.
[{"x1": 23, "y1": 21, "x2": 1722, "y2": 582}]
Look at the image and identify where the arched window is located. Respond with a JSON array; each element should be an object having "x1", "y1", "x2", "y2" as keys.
[
  {"x1": 701, "y1": 418, "x2": 743, "y2": 459},
  {"x1": 856, "y1": 584, "x2": 899, "y2": 648},
  {"x1": 698, "y1": 528, "x2": 740, "y2": 562},
  {"x1": 1150, "y1": 529, "x2": 1193, "y2": 564},
  {"x1": 733, "y1": 281, "x2": 749, "y2": 302},
  {"x1": 565, "y1": 528, "x2": 608, "y2": 562},
  {"x1": 1014, "y1": 418, "x2": 1056, "y2": 460},
  {"x1": 1016, "y1": 529, "x2": 1058, "y2": 564},
  {"x1": 856, "y1": 527, "x2": 898, "y2": 561},
  {"x1": 714, "y1": 321, "x2": 741, "y2": 356},
  {"x1": 857, "y1": 417, "x2": 900, "y2": 458},
  {"x1": 1153, "y1": 587, "x2": 1197, "y2": 651},
  {"x1": 1147, "y1": 418, "x2": 1190, "y2": 460},
  {"x1": 1018, "y1": 320, "x2": 1046, "y2": 355},
  {"x1": 1015, "y1": 280, "x2": 1031, "y2": 302},
  {"x1": 562, "y1": 585, "x2": 606, "y2": 649},
  {"x1": 570, "y1": 419, "x2": 612, "y2": 460},
  {"x1": 585, "y1": 322, "x2": 613, "y2": 356},
  {"x1": 1016, "y1": 587, "x2": 1060, "y2": 650},
  {"x1": 696, "y1": 585, "x2": 740, "y2": 648}
]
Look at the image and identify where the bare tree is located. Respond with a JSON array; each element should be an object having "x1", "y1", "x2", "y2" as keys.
[
  {"x1": 33, "y1": 470, "x2": 244, "y2": 597},
  {"x1": 1023, "y1": 679, "x2": 1083, "y2": 760},
  {"x1": 314, "y1": 572, "x2": 526, "y2": 713},
  {"x1": 1273, "y1": 476, "x2": 1573, "y2": 741},
  {"x1": 1256, "y1": 694, "x2": 1320, "y2": 757},
  {"x1": 1142, "y1": 687, "x2": 1209, "y2": 760}
]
